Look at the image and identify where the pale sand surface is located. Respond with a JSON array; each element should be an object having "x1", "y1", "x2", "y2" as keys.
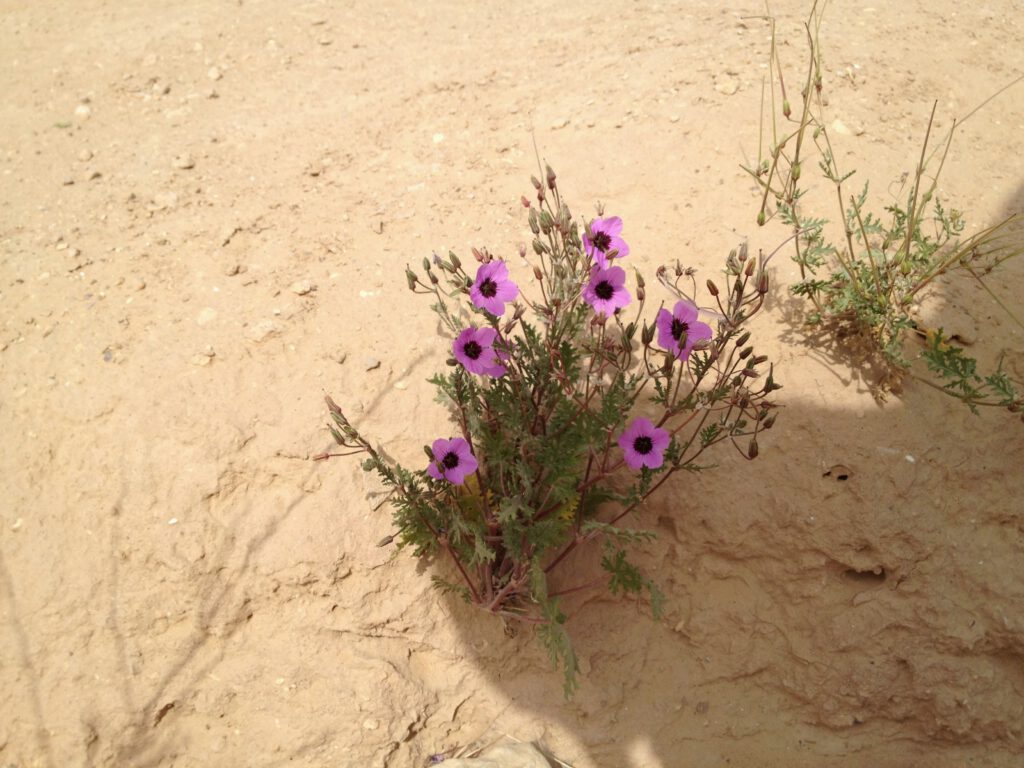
[{"x1": 2, "y1": 1, "x2": 1023, "y2": 766}]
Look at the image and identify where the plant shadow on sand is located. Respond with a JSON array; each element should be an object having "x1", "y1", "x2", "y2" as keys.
[{"x1": 415, "y1": 186, "x2": 1024, "y2": 767}]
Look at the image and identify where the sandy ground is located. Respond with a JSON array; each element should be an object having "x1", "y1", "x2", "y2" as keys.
[{"x1": 2, "y1": 1, "x2": 1024, "y2": 766}]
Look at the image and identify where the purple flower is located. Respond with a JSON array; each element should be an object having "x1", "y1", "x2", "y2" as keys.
[
  {"x1": 584, "y1": 216, "x2": 630, "y2": 268},
  {"x1": 656, "y1": 300, "x2": 714, "y2": 361},
  {"x1": 426, "y1": 437, "x2": 478, "y2": 485},
  {"x1": 582, "y1": 265, "x2": 631, "y2": 317},
  {"x1": 470, "y1": 260, "x2": 518, "y2": 316},
  {"x1": 618, "y1": 417, "x2": 670, "y2": 471},
  {"x1": 453, "y1": 326, "x2": 507, "y2": 377}
]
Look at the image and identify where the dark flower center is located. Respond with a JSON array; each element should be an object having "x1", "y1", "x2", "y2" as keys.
[
  {"x1": 442, "y1": 451, "x2": 460, "y2": 469},
  {"x1": 595, "y1": 280, "x2": 615, "y2": 300},
  {"x1": 463, "y1": 340, "x2": 483, "y2": 360},
  {"x1": 591, "y1": 231, "x2": 612, "y2": 252},
  {"x1": 633, "y1": 436, "x2": 653, "y2": 455},
  {"x1": 671, "y1": 318, "x2": 689, "y2": 342},
  {"x1": 479, "y1": 278, "x2": 498, "y2": 298}
]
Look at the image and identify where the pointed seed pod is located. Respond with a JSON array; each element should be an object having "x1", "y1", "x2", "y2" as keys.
[
  {"x1": 748, "y1": 438, "x2": 759, "y2": 459},
  {"x1": 707, "y1": 279, "x2": 719, "y2": 296}
]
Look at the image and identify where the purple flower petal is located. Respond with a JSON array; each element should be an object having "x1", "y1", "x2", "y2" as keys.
[
  {"x1": 657, "y1": 300, "x2": 713, "y2": 361},
  {"x1": 582, "y1": 265, "x2": 631, "y2": 317},
  {"x1": 426, "y1": 437, "x2": 478, "y2": 485},
  {"x1": 617, "y1": 417, "x2": 669, "y2": 471},
  {"x1": 453, "y1": 326, "x2": 506, "y2": 377},
  {"x1": 585, "y1": 216, "x2": 630, "y2": 268},
  {"x1": 470, "y1": 260, "x2": 518, "y2": 316}
]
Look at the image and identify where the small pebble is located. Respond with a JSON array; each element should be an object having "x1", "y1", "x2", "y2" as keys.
[
  {"x1": 362, "y1": 719, "x2": 380, "y2": 731},
  {"x1": 364, "y1": 357, "x2": 381, "y2": 371},
  {"x1": 550, "y1": 117, "x2": 570, "y2": 130},
  {"x1": 172, "y1": 153, "x2": 195, "y2": 170},
  {"x1": 196, "y1": 307, "x2": 218, "y2": 326},
  {"x1": 714, "y1": 76, "x2": 739, "y2": 96},
  {"x1": 11, "y1": 518, "x2": 23, "y2": 531},
  {"x1": 246, "y1": 319, "x2": 282, "y2": 343},
  {"x1": 168, "y1": 518, "x2": 178, "y2": 525},
  {"x1": 831, "y1": 118, "x2": 852, "y2": 136},
  {"x1": 62, "y1": 177, "x2": 75, "y2": 186},
  {"x1": 74, "y1": 103, "x2": 92, "y2": 119},
  {"x1": 78, "y1": 148, "x2": 94, "y2": 162},
  {"x1": 151, "y1": 191, "x2": 179, "y2": 210},
  {"x1": 223, "y1": 263, "x2": 242, "y2": 276},
  {"x1": 290, "y1": 280, "x2": 314, "y2": 296},
  {"x1": 207, "y1": 66, "x2": 222, "y2": 81}
]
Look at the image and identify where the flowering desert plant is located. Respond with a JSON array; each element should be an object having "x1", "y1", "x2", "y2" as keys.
[{"x1": 321, "y1": 168, "x2": 779, "y2": 694}]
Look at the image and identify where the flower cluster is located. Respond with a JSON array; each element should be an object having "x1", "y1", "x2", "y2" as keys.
[{"x1": 324, "y1": 167, "x2": 778, "y2": 696}]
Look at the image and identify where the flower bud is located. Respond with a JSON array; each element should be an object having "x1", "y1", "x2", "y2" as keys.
[
  {"x1": 518, "y1": 242, "x2": 527, "y2": 259},
  {"x1": 637, "y1": 286, "x2": 645, "y2": 302},
  {"x1": 533, "y1": 266, "x2": 543, "y2": 281},
  {"x1": 406, "y1": 269, "x2": 417, "y2": 291},
  {"x1": 539, "y1": 210, "x2": 554, "y2": 233},
  {"x1": 531, "y1": 175, "x2": 542, "y2": 191},
  {"x1": 791, "y1": 162, "x2": 801, "y2": 181},
  {"x1": 521, "y1": 195, "x2": 532, "y2": 208},
  {"x1": 762, "y1": 414, "x2": 776, "y2": 430},
  {"x1": 752, "y1": 354, "x2": 768, "y2": 365},
  {"x1": 745, "y1": 257, "x2": 756, "y2": 277},
  {"x1": 735, "y1": 331, "x2": 751, "y2": 347},
  {"x1": 706, "y1": 279, "x2": 719, "y2": 297},
  {"x1": 449, "y1": 252, "x2": 461, "y2": 270},
  {"x1": 636, "y1": 272, "x2": 645, "y2": 290},
  {"x1": 739, "y1": 345, "x2": 753, "y2": 359},
  {"x1": 783, "y1": 99, "x2": 791, "y2": 118},
  {"x1": 528, "y1": 209, "x2": 540, "y2": 235},
  {"x1": 757, "y1": 271, "x2": 769, "y2": 294},
  {"x1": 738, "y1": 242, "x2": 748, "y2": 262},
  {"x1": 424, "y1": 444, "x2": 436, "y2": 459},
  {"x1": 545, "y1": 164, "x2": 557, "y2": 189},
  {"x1": 747, "y1": 438, "x2": 759, "y2": 459},
  {"x1": 757, "y1": 211, "x2": 766, "y2": 226},
  {"x1": 641, "y1": 322, "x2": 654, "y2": 346},
  {"x1": 429, "y1": 272, "x2": 439, "y2": 285},
  {"x1": 423, "y1": 257, "x2": 432, "y2": 272},
  {"x1": 532, "y1": 239, "x2": 544, "y2": 255}
]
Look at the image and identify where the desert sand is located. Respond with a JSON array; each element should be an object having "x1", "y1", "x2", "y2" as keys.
[{"x1": 2, "y1": 1, "x2": 1023, "y2": 766}]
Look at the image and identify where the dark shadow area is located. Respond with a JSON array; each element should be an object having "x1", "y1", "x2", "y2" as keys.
[{"x1": 416, "y1": 377, "x2": 1024, "y2": 767}]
